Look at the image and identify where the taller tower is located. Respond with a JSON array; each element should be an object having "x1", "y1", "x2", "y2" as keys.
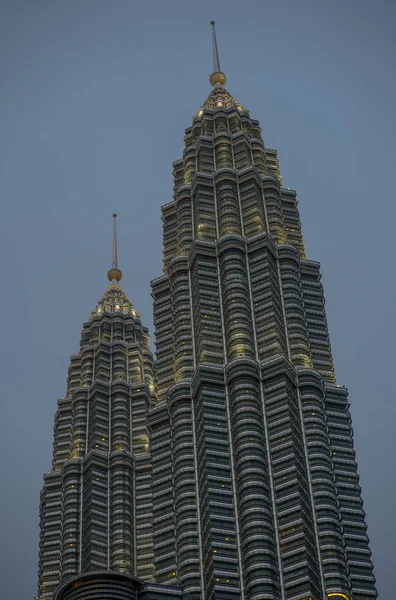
[{"x1": 150, "y1": 22, "x2": 377, "y2": 600}]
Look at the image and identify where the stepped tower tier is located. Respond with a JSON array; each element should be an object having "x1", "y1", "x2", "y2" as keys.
[{"x1": 150, "y1": 22, "x2": 377, "y2": 600}]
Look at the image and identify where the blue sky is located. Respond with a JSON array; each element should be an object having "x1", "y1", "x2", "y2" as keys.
[{"x1": 0, "y1": 1, "x2": 395, "y2": 597}]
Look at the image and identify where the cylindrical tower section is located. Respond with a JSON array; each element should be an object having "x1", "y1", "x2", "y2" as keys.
[
  {"x1": 70, "y1": 389, "x2": 88, "y2": 460},
  {"x1": 112, "y1": 314, "x2": 124, "y2": 341},
  {"x1": 81, "y1": 453, "x2": 109, "y2": 572},
  {"x1": 325, "y1": 384, "x2": 376, "y2": 599},
  {"x1": 262, "y1": 176, "x2": 286, "y2": 244},
  {"x1": 151, "y1": 276, "x2": 174, "y2": 400},
  {"x1": 169, "y1": 257, "x2": 193, "y2": 382},
  {"x1": 215, "y1": 171, "x2": 242, "y2": 237},
  {"x1": 232, "y1": 135, "x2": 253, "y2": 171},
  {"x1": 173, "y1": 159, "x2": 184, "y2": 195},
  {"x1": 111, "y1": 382, "x2": 131, "y2": 453},
  {"x1": 215, "y1": 133, "x2": 233, "y2": 169},
  {"x1": 80, "y1": 348, "x2": 93, "y2": 387},
  {"x1": 142, "y1": 348, "x2": 155, "y2": 393},
  {"x1": 38, "y1": 473, "x2": 65, "y2": 599},
  {"x1": 176, "y1": 187, "x2": 193, "y2": 256},
  {"x1": 214, "y1": 108, "x2": 228, "y2": 134},
  {"x1": 278, "y1": 245, "x2": 312, "y2": 368},
  {"x1": 193, "y1": 178, "x2": 217, "y2": 242},
  {"x1": 300, "y1": 261, "x2": 336, "y2": 384},
  {"x1": 87, "y1": 382, "x2": 110, "y2": 454},
  {"x1": 251, "y1": 138, "x2": 267, "y2": 175},
  {"x1": 298, "y1": 370, "x2": 351, "y2": 598},
  {"x1": 190, "y1": 243, "x2": 224, "y2": 366},
  {"x1": 218, "y1": 236, "x2": 255, "y2": 360},
  {"x1": 60, "y1": 461, "x2": 82, "y2": 579},
  {"x1": 247, "y1": 235, "x2": 288, "y2": 362},
  {"x1": 162, "y1": 202, "x2": 178, "y2": 271},
  {"x1": 52, "y1": 398, "x2": 73, "y2": 470},
  {"x1": 67, "y1": 355, "x2": 82, "y2": 392},
  {"x1": 149, "y1": 403, "x2": 176, "y2": 584},
  {"x1": 183, "y1": 145, "x2": 196, "y2": 185},
  {"x1": 197, "y1": 136, "x2": 214, "y2": 173},
  {"x1": 238, "y1": 172, "x2": 267, "y2": 237},
  {"x1": 112, "y1": 341, "x2": 127, "y2": 381},
  {"x1": 169, "y1": 384, "x2": 201, "y2": 595},
  {"x1": 109, "y1": 452, "x2": 135, "y2": 573},
  {"x1": 226, "y1": 359, "x2": 281, "y2": 600},
  {"x1": 280, "y1": 189, "x2": 307, "y2": 259}
]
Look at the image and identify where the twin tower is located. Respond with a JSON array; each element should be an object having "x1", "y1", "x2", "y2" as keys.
[{"x1": 36, "y1": 23, "x2": 377, "y2": 600}]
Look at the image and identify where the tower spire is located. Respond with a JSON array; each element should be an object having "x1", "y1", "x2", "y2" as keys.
[
  {"x1": 209, "y1": 21, "x2": 227, "y2": 87},
  {"x1": 112, "y1": 212, "x2": 118, "y2": 269},
  {"x1": 211, "y1": 20, "x2": 221, "y2": 73},
  {"x1": 107, "y1": 213, "x2": 122, "y2": 284}
]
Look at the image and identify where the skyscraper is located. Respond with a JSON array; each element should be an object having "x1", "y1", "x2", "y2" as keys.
[
  {"x1": 36, "y1": 22, "x2": 376, "y2": 600},
  {"x1": 37, "y1": 217, "x2": 181, "y2": 600},
  {"x1": 150, "y1": 22, "x2": 376, "y2": 600}
]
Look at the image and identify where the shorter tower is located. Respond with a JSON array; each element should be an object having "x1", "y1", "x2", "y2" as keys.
[{"x1": 37, "y1": 216, "x2": 175, "y2": 600}]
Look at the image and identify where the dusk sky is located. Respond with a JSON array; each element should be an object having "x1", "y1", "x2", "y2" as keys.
[{"x1": 0, "y1": 1, "x2": 395, "y2": 598}]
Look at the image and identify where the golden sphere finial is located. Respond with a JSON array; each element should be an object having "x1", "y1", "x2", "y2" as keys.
[
  {"x1": 107, "y1": 268, "x2": 122, "y2": 283},
  {"x1": 210, "y1": 71, "x2": 227, "y2": 87}
]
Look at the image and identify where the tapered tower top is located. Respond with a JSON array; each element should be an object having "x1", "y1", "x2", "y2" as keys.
[
  {"x1": 92, "y1": 214, "x2": 136, "y2": 319},
  {"x1": 107, "y1": 213, "x2": 123, "y2": 283},
  {"x1": 209, "y1": 21, "x2": 227, "y2": 87}
]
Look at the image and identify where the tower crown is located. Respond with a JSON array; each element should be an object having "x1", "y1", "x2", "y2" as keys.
[
  {"x1": 94, "y1": 214, "x2": 136, "y2": 318},
  {"x1": 198, "y1": 86, "x2": 245, "y2": 113},
  {"x1": 93, "y1": 284, "x2": 136, "y2": 319},
  {"x1": 197, "y1": 22, "x2": 245, "y2": 114}
]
